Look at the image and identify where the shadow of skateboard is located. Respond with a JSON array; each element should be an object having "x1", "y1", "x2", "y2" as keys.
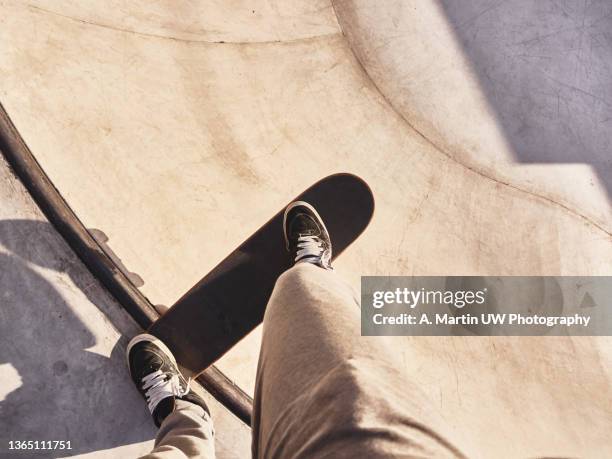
[{"x1": 149, "y1": 173, "x2": 374, "y2": 376}]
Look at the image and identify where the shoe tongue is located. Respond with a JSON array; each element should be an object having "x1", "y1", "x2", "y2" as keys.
[
  {"x1": 140, "y1": 354, "x2": 163, "y2": 379},
  {"x1": 153, "y1": 396, "x2": 176, "y2": 427},
  {"x1": 291, "y1": 213, "x2": 318, "y2": 236}
]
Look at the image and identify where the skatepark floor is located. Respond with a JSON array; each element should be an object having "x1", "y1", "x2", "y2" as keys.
[
  {"x1": 1, "y1": 1, "x2": 611, "y2": 457},
  {"x1": 0, "y1": 155, "x2": 251, "y2": 457}
]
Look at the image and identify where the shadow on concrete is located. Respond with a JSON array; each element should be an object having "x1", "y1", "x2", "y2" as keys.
[
  {"x1": 0, "y1": 219, "x2": 155, "y2": 457},
  {"x1": 438, "y1": 0, "x2": 612, "y2": 200}
]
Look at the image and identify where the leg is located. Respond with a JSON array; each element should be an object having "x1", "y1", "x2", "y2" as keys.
[
  {"x1": 140, "y1": 400, "x2": 215, "y2": 459},
  {"x1": 127, "y1": 334, "x2": 216, "y2": 459},
  {"x1": 252, "y1": 202, "x2": 469, "y2": 458}
]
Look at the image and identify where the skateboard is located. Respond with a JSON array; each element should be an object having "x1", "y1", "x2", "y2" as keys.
[{"x1": 149, "y1": 173, "x2": 374, "y2": 375}]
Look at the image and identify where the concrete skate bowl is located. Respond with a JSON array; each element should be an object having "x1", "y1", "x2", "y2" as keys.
[{"x1": 1, "y1": 1, "x2": 611, "y2": 457}]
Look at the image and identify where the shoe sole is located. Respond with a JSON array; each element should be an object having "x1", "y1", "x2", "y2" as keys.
[
  {"x1": 283, "y1": 200, "x2": 331, "y2": 251},
  {"x1": 126, "y1": 333, "x2": 178, "y2": 377}
]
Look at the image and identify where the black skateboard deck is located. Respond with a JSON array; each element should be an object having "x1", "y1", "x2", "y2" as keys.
[{"x1": 149, "y1": 173, "x2": 374, "y2": 375}]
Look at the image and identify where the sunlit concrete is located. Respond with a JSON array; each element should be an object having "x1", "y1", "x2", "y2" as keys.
[
  {"x1": 0, "y1": 156, "x2": 250, "y2": 458},
  {"x1": 1, "y1": 0, "x2": 611, "y2": 457},
  {"x1": 334, "y1": 0, "x2": 612, "y2": 229}
]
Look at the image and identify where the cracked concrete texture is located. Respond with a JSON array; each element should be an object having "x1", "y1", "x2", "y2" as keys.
[
  {"x1": 0, "y1": 156, "x2": 251, "y2": 457},
  {"x1": 23, "y1": 0, "x2": 340, "y2": 44},
  {"x1": 333, "y1": 0, "x2": 612, "y2": 232},
  {"x1": 26, "y1": 4, "x2": 342, "y2": 46},
  {"x1": 0, "y1": 0, "x2": 611, "y2": 457}
]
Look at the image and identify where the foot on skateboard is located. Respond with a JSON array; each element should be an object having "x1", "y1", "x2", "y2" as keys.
[
  {"x1": 283, "y1": 201, "x2": 332, "y2": 270},
  {"x1": 127, "y1": 333, "x2": 210, "y2": 426}
]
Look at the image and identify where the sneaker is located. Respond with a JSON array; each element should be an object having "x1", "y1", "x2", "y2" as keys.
[
  {"x1": 283, "y1": 201, "x2": 332, "y2": 270},
  {"x1": 126, "y1": 333, "x2": 209, "y2": 427}
]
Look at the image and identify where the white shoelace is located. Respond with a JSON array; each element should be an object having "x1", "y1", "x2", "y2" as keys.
[
  {"x1": 295, "y1": 236, "x2": 331, "y2": 269},
  {"x1": 295, "y1": 235, "x2": 324, "y2": 263},
  {"x1": 141, "y1": 370, "x2": 190, "y2": 413}
]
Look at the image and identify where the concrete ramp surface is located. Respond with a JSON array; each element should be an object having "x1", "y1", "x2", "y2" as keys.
[{"x1": 1, "y1": 1, "x2": 611, "y2": 457}]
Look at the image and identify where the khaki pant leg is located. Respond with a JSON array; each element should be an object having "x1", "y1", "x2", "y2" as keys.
[
  {"x1": 252, "y1": 263, "x2": 468, "y2": 459},
  {"x1": 140, "y1": 400, "x2": 215, "y2": 459}
]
